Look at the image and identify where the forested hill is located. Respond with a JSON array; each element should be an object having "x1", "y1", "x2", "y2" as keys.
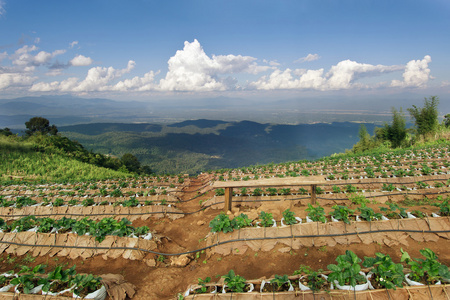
[{"x1": 60, "y1": 120, "x2": 375, "y2": 174}]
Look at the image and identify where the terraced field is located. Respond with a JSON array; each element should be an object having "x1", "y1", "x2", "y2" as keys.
[{"x1": 1, "y1": 144, "x2": 450, "y2": 299}]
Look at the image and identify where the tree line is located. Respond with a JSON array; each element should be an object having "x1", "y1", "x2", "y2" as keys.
[
  {"x1": 353, "y1": 96, "x2": 449, "y2": 153},
  {"x1": 0, "y1": 117, "x2": 152, "y2": 175}
]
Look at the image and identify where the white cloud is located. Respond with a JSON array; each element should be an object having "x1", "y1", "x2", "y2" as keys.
[
  {"x1": 112, "y1": 71, "x2": 159, "y2": 91},
  {"x1": 295, "y1": 53, "x2": 320, "y2": 63},
  {"x1": 0, "y1": 73, "x2": 36, "y2": 91},
  {"x1": 249, "y1": 68, "x2": 327, "y2": 90},
  {"x1": 70, "y1": 41, "x2": 79, "y2": 48},
  {"x1": 159, "y1": 39, "x2": 271, "y2": 91},
  {"x1": 70, "y1": 55, "x2": 93, "y2": 66},
  {"x1": 326, "y1": 60, "x2": 402, "y2": 90},
  {"x1": 251, "y1": 59, "x2": 402, "y2": 91},
  {"x1": 30, "y1": 60, "x2": 136, "y2": 92},
  {"x1": 11, "y1": 45, "x2": 66, "y2": 67},
  {"x1": 391, "y1": 55, "x2": 432, "y2": 87}
]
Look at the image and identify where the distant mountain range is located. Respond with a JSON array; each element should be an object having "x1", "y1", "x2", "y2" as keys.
[
  {"x1": 59, "y1": 120, "x2": 376, "y2": 174},
  {"x1": 3, "y1": 93, "x2": 444, "y2": 129}
]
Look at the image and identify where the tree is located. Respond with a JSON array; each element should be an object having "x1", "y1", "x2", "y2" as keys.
[
  {"x1": 0, "y1": 128, "x2": 13, "y2": 136},
  {"x1": 407, "y1": 96, "x2": 439, "y2": 135},
  {"x1": 352, "y1": 124, "x2": 373, "y2": 153},
  {"x1": 120, "y1": 153, "x2": 141, "y2": 173},
  {"x1": 25, "y1": 117, "x2": 58, "y2": 136},
  {"x1": 444, "y1": 114, "x2": 450, "y2": 127},
  {"x1": 379, "y1": 107, "x2": 407, "y2": 148}
]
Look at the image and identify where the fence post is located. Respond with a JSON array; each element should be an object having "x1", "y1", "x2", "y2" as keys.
[
  {"x1": 224, "y1": 187, "x2": 233, "y2": 212},
  {"x1": 311, "y1": 184, "x2": 317, "y2": 205}
]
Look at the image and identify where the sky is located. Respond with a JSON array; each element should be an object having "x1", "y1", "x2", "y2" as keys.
[{"x1": 0, "y1": 0, "x2": 449, "y2": 101}]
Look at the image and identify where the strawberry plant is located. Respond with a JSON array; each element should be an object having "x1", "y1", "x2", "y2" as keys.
[
  {"x1": 332, "y1": 185, "x2": 341, "y2": 193},
  {"x1": 306, "y1": 204, "x2": 327, "y2": 223},
  {"x1": 258, "y1": 211, "x2": 274, "y2": 227},
  {"x1": 358, "y1": 204, "x2": 382, "y2": 222},
  {"x1": 71, "y1": 274, "x2": 103, "y2": 297},
  {"x1": 298, "y1": 187, "x2": 307, "y2": 195},
  {"x1": 209, "y1": 213, "x2": 234, "y2": 233},
  {"x1": 382, "y1": 183, "x2": 395, "y2": 192},
  {"x1": 327, "y1": 250, "x2": 366, "y2": 288},
  {"x1": 330, "y1": 205, "x2": 355, "y2": 224},
  {"x1": 42, "y1": 265, "x2": 76, "y2": 293},
  {"x1": 37, "y1": 217, "x2": 56, "y2": 233},
  {"x1": 195, "y1": 277, "x2": 211, "y2": 294},
  {"x1": 240, "y1": 187, "x2": 248, "y2": 195},
  {"x1": 215, "y1": 189, "x2": 225, "y2": 196},
  {"x1": 223, "y1": 270, "x2": 246, "y2": 293},
  {"x1": 110, "y1": 188, "x2": 123, "y2": 197},
  {"x1": 10, "y1": 265, "x2": 46, "y2": 294},
  {"x1": 437, "y1": 199, "x2": 450, "y2": 216},
  {"x1": 315, "y1": 187, "x2": 324, "y2": 194},
  {"x1": 232, "y1": 213, "x2": 252, "y2": 229},
  {"x1": 345, "y1": 184, "x2": 357, "y2": 193},
  {"x1": 416, "y1": 181, "x2": 429, "y2": 189},
  {"x1": 401, "y1": 248, "x2": 450, "y2": 284},
  {"x1": 282, "y1": 209, "x2": 297, "y2": 225},
  {"x1": 279, "y1": 188, "x2": 291, "y2": 195},
  {"x1": 363, "y1": 253, "x2": 404, "y2": 289},
  {"x1": 269, "y1": 274, "x2": 290, "y2": 291},
  {"x1": 252, "y1": 188, "x2": 263, "y2": 196},
  {"x1": 81, "y1": 198, "x2": 95, "y2": 207},
  {"x1": 11, "y1": 216, "x2": 37, "y2": 232},
  {"x1": 266, "y1": 188, "x2": 277, "y2": 196},
  {"x1": 380, "y1": 203, "x2": 407, "y2": 219},
  {"x1": 52, "y1": 198, "x2": 65, "y2": 207},
  {"x1": 15, "y1": 196, "x2": 37, "y2": 208}
]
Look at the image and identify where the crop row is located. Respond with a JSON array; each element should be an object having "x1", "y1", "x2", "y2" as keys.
[
  {"x1": 209, "y1": 200, "x2": 450, "y2": 233},
  {"x1": 0, "y1": 174, "x2": 187, "y2": 189},
  {"x1": 0, "y1": 216, "x2": 151, "y2": 242},
  {"x1": 0, "y1": 195, "x2": 177, "y2": 209},
  {"x1": 214, "y1": 180, "x2": 450, "y2": 197},
  {"x1": 0, "y1": 264, "x2": 105, "y2": 298},
  {"x1": 213, "y1": 164, "x2": 450, "y2": 182},
  {"x1": 183, "y1": 248, "x2": 449, "y2": 297},
  {"x1": 0, "y1": 184, "x2": 176, "y2": 197}
]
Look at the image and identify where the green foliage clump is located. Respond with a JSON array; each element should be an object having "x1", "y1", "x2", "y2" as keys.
[{"x1": 408, "y1": 96, "x2": 440, "y2": 136}]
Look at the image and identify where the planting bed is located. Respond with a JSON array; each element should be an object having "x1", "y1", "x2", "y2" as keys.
[{"x1": 1, "y1": 145, "x2": 450, "y2": 299}]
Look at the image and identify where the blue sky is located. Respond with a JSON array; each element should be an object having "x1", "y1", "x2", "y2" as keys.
[{"x1": 0, "y1": 0, "x2": 449, "y2": 101}]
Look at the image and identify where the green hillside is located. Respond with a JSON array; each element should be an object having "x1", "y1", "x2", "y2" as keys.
[{"x1": 0, "y1": 134, "x2": 131, "y2": 184}]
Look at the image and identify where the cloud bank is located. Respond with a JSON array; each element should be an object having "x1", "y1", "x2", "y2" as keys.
[{"x1": 0, "y1": 38, "x2": 436, "y2": 95}]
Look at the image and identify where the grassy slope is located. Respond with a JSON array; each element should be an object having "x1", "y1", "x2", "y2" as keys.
[{"x1": 0, "y1": 135, "x2": 130, "y2": 184}]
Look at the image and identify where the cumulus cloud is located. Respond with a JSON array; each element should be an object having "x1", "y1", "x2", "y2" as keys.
[
  {"x1": 159, "y1": 39, "x2": 271, "y2": 91},
  {"x1": 0, "y1": 73, "x2": 36, "y2": 90},
  {"x1": 295, "y1": 53, "x2": 320, "y2": 63},
  {"x1": 112, "y1": 70, "x2": 159, "y2": 91},
  {"x1": 70, "y1": 55, "x2": 93, "y2": 66},
  {"x1": 11, "y1": 45, "x2": 66, "y2": 68},
  {"x1": 391, "y1": 55, "x2": 432, "y2": 87},
  {"x1": 250, "y1": 59, "x2": 402, "y2": 91},
  {"x1": 70, "y1": 41, "x2": 79, "y2": 48},
  {"x1": 31, "y1": 60, "x2": 136, "y2": 92},
  {"x1": 326, "y1": 60, "x2": 402, "y2": 90}
]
